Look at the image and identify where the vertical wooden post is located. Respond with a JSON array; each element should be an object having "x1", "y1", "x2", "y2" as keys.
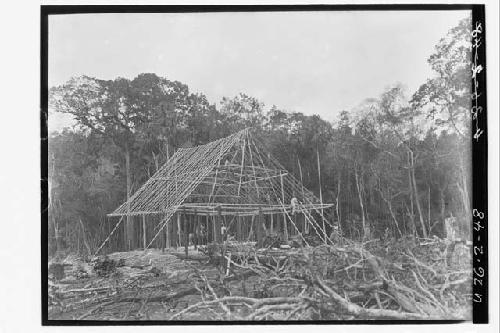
[
  {"x1": 275, "y1": 214, "x2": 280, "y2": 236},
  {"x1": 162, "y1": 216, "x2": 166, "y2": 253},
  {"x1": 206, "y1": 215, "x2": 210, "y2": 245},
  {"x1": 172, "y1": 213, "x2": 178, "y2": 249},
  {"x1": 293, "y1": 212, "x2": 297, "y2": 236},
  {"x1": 237, "y1": 215, "x2": 242, "y2": 241},
  {"x1": 248, "y1": 216, "x2": 252, "y2": 240},
  {"x1": 165, "y1": 215, "x2": 170, "y2": 249},
  {"x1": 184, "y1": 209, "x2": 188, "y2": 257},
  {"x1": 242, "y1": 216, "x2": 247, "y2": 240},
  {"x1": 142, "y1": 215, "x2": 147, "y2": 250},
  {"x1": 177, "y1": 212, "x2": 182, "y2": 248},
  {"x1": 280, "y1": 173, "x2": 288, "y2": 242},
  {"x1": 135, "y1": 216, "x2": 140, "y2": 249},
  {"x1": 215, "y1": 206, "x2": 222, "y2": 243},
  {"x1": 206, "y1": 214, "x2": 209, "y2": 243},
  {"x1": 122, "y1": 217, "x2": 126, "y2": 251},
  {"x1": 302, "y1": 213, "x2": 306, "y2": 234},
  {"x1": 256, "y1": 207, "x2": 264, "y2": 248},
  {"x1": 212, "y1": 214, "x2": 216, "y2": 244},
  {"x1": 270, "y1": 213, "x2": 274, "y2": 234},
  {"x1": 169, "y1": 214, "x2": 173, "y2": 248},
  {"x1": 193, "y1": 209, "x2": 198, "y2": 250},
  {"x1": 207, "y1": 215, "x2": 211, "y2": 244}
]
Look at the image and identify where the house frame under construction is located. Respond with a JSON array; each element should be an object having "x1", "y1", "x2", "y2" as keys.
[{"x1": 96, "y1": 128, "x2": 334, "y2": 255}]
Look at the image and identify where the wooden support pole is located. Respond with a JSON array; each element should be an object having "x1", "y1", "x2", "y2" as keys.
[
  {"x1": 122, "y1": 218, "x2": 127, "y2": 251},
  {"x1": 293, "y1": 212, "x2": 297, "y2": 236},
  {"x1": 256, "y1": 207, "x2": 264, "y2": 248},
  {"x1": 172, "y1": 213, "x2": 178, "y2": 249},
  {"x1": 194, "y1": 209, "x2": 198, "y2": 250},
  {"x1": 177, "y1": 212, "x2": 182, "y2": 248},
  {"x1": 247, "y1": 215, "x2": 255, "y2": 241},
  {"x1": 246, "y1": 216, "x2": 250, "y2": 240},
  {"x1": 206, "y1": 215, "x2": 210, "y2": 245},
  {"x1": 203, "y1": 215, "x2": 207, "y2": 245},
  {"x1": 304, "y1": 211, "x2": 309, "y2": 234},
  {"x1": 136, "y1": 216, "x2": 139, "y2": 249},
  {"x1": 142, "y1": 215, "x2": 146, "y2": 250},
  {"x1": 168, "y1": 214, "x2": 173, "y2": 248},
  {"x1": 162, "y1": 215, "x2": 167, "y2": 252},
  {"x1": 212, "y1": 215, "x2": 215, "y2": 244},
  {"x1": 215, "y1": 206, "x2": 222, "y2": 244},
  {"x1": 184, "y1": 209, "x2": 188, "y2": 257},
  {"x1": 237, "y1": 215, "x2": 242, "y2": 241},
  {"x1": 275, "y1": 213, "x2": 280, "y2": 236},
  {"x1": 165, "y1": 215, "x2": 170, "y2": 249}
]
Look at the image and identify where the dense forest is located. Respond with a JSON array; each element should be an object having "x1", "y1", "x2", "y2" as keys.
[{"x1": 47, "y1": 17, "x2": 472, "y2": 256}]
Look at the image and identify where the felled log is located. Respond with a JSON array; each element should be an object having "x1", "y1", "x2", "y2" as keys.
[
  {"x1": 119, "y1": 287, "x2": 199, "y2": 303},
  {"x1": 314, "y1": 276, "x2": 436, "y2": 320}
]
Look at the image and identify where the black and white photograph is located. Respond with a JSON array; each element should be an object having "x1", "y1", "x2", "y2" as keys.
[{"x1": 39, "y1": 4, "x2": 491, "y2": 325}]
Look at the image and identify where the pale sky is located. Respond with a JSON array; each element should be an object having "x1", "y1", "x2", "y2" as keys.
[{"x1": 48, "y1": 10, "x2": 470, "y2": 128}]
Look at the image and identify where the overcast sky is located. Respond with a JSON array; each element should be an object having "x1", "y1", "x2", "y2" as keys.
[{"x1": 49, "y1": 10, "x2": 469, "y2": 128}]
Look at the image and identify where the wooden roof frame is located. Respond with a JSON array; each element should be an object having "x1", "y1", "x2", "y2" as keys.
[{"x1": 109, "y1": 128, "x2": 332, "y2": 218}]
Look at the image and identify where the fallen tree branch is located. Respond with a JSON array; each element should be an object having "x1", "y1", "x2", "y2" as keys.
[{"x1": 314, "y1": 275, "x2": 436, "y2": 320}]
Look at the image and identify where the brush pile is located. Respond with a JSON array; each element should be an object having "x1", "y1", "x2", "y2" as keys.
[{"x1": 48, "y1": 237, "x2": 471, "y2": 321}]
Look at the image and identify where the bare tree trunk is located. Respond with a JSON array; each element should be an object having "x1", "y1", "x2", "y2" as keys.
[
  {"x1": 49, "y1": 155, "x2": 60, "y2": 255},
  {"x1": 152, "y1": 151, "x2": 159, "y2": 172},
  {"x1": 427, "y1": 186, "x2": 431, "y2": 232},
  {"x1": 402, "y1": 203, "x2": 408, "y2": 235},
  {"x1": 387, "y1": 200, "x2": 402, "y2": 237},
  {"x1": 280, "y1": 173, "x2": 288, "y2": 242},
  {"x1": 79, "y1": 218, "x2": 92, "y2": 256},
  {"x1": 458, "y1": 157, "x2": 471, "y2": 235},
  {"x1": 53, "y1": 217, "x2": 60, "y2": 254},
  {"x1": 125, "y1": 148, "x2": 133, "y2": 250},
  {"x1": 336, "y1": 171, "x2": 342, "y2": 234},
  {"x1": 410, "y1": 151, "x2": 428, "y2": 238},
  {"x1": 377, "y1": 188, "x2": 402, "y2": 237},
  {"x1": 317, "y1": 149, "x2": 325, "y2": 228},
  {"x1": 407, "y1": 153, "x2": 415, "y2": 236},
  {"x1": 297, "y1": 157, "x2": 306, "y2": 234},
  {"x1": 354, "y1": 164, "x2": 368, "y2": 239},
  {"x1": 439, "y1": 188, "x2": 446, "y2": 222}
]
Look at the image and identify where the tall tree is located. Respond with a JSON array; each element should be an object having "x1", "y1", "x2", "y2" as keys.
[
  {"x1": 411, "y1": 15, "x2": 472, "y2": 230},
  {"x1": 411, "y1": 16, "x2": 472, "y2": 138},
  {"x1": 49, "y1": 74, "x2": 218, "y2": 249}
]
